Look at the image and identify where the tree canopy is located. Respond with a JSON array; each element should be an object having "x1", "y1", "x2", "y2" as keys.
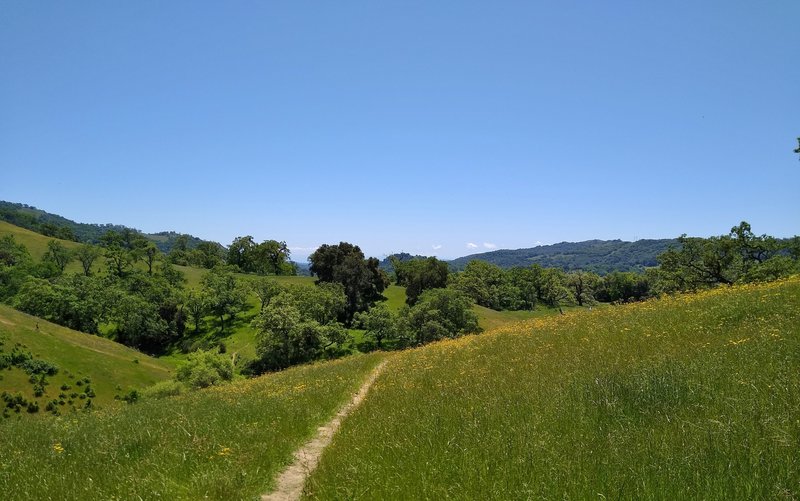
[{"x1": 309, "y1": 242, "x2": 389, "y2": 324}]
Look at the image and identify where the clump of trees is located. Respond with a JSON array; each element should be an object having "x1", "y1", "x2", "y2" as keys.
[
  {"x1": 656, "y1": 222, "x2": 799, "y2": 291},
  {"x1": 227, "y1": 236, "x2": 295, "y2": 275},
  {"x1": 309, "y1": 242, "x2": 389, "y2": 323},
  {"x1": 250, "y1": 281, "x2": 349, "y2": 372},
  {"x1": 355, "y1": 288, "x2": 480, "y2": 351},
  {"x1": 166, "y1": 234, "x2": 225, "y2": 269},
  {"x1": 392, "y1": 256, "x2": 449, "y2": 305},
  {"x1": 380, "y1": 222, "x2": 799, "y2": 320}
]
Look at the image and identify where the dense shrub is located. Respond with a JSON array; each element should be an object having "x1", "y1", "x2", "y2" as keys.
[{"x1": 175, "y1": 350, "x2": 234, "y2": 389}]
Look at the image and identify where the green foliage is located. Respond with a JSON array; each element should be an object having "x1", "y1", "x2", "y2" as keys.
[
  {"x1": 309, "y1": 242, "x2": 390, "y2": 323},
  {"x1": 657, "y1": 222, "x2": 797, "y2": 291},
  {"x1": 175, "y1": 349, "x2": 234, "y2": 389},
  {"x1": 74, "y1": 243, "x2": 101, "y2": 276},
  {"x1": 184, "y1": 291, "x2": 207, "y2": 334},
  {"x1": 120, "y1": 389, "x2": 140, "y2": 403},
  {"x1": 250, "y1": 276, "x2": 284, "y2": 311},
  {"x1": 449, "y1": 260, "x2": 516, "y2": 310},
  {"x1": 252, "y1": 284, "x2": 350, "y2": 372},
  {"x1": 228, "y1": 236, "x2": 295, "y2": 275},
  {"x1": 140, "y1": 242, "x2": 161, "y2": 275},
  {"x1": 254, "y1": 300, "x2": 321, "y2": 371},
  {"x1": 402, "y1": 288, "x2": 480, "y2": 346},
  {"x1": 594, "y1": 271, "x2": 650, "y2": 303},
  {"x1": 99, "y1": 230, "x2": 135, "y2": 277},
  {"x1": 200, "y1": 266, "x2": 247, "y2": 334},
  {"x1": 283, "y1": 282, "x2": 347, "y2": 325},
  {"x1": 13, "y1": 275, "x2": 106, "y2": 333},
  {"x1": 43, "y1": 240, "x2": 73, "y2": 275},
  {"x1": 354, "y1": 303, "x2": 399, "y2": 350},
  {"x1": 393, "y1": 256, "x2": 449, "y2": 305},
  {"x1": 0, "y1": 235, "x2": 34, "y2": 300},
  {"x1": 21, "y1": 358, "x2": 59, "y2": 377},
  {"x1": 189, "y1": 241, "x2": 224, "y2": 269},
  {"x1": 0, "y1": 234, "x2": 32, "y2": 268}
]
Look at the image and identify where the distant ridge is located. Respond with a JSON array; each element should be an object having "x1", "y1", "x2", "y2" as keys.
[
  {"x1": 447, "y1": 239, "x2": 677, "y2": 274},
  {"x1": 0, "y1": 200, "x2": 220, "y2": 253}
]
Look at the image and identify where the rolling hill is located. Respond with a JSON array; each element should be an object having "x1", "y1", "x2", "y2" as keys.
[
  {"x1": 0, "y1": 200, "x2": 218, "y2": 253},
  {"x1": 448, "y1": 238, "x2": 677, "y2": 274},
  {"x1": 0, "y1": 276, "x2": 795, "y2": 498},
  {"x1": 0, "y1": 304, "x2": 173, "y2": 409}
]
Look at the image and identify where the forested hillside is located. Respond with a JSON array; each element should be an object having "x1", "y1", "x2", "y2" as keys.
[
  {"x1": 0, "y1": 201, "x2": 215, "y2": 253},
  {"x1": 448, "y1": 239, "x2": 677, "y2": 274}
]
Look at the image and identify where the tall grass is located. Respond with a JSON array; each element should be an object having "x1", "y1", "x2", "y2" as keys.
[
  {"x1": 0, "y1": 352, "x2": 383, "y2": 500},
  {"x1": 306, "y1": 278, "x2": 800, "y2": 499},
  {"x1": 0, "y1": 305, "x2": 172, "y2": 406}
]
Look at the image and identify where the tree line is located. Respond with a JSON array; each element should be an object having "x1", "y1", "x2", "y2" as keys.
[{"x1": 1, "y1": 221, "x2": 797, "y2": 379}]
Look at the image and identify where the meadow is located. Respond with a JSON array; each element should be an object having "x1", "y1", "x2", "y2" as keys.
[
  {"x1": 0, "y1": 352, "x2": 384, "y2": 500},
  {"x1": 306, "y1": 277, "x2": 800, "y2": 499},
  {"x1": 0, "y1": 304, "x2": 172, "y2": 408}
]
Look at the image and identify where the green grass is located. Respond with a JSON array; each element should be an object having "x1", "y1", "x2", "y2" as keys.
[
  {"x1": 381, "y1": 284, "x2": 406, "y2": 312},
  {"x1": 306, "y1": 277, "x2": 800, "y2": 499},
  {"x1": 0, "y1": 220, "x2": 84, "y2": 274},
  {"x1": 473, "y1": 303, "x2": 586, "y2": 331},
  {"x1": 0, "y1": 304, "x2": 173, "y2": 409},
  {"x1": 0, "y1": 352, "x2": 384, "y2": 500}
]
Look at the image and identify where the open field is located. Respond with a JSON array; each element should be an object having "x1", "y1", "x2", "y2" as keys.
[
  {"x1": 0, "y1": 304, "x2": 173, "y2": 409},
  {"x1": 307, "y1": 277, "x2": 800, "y2": 499},
  {"x1": 0, "y1": 352, "x2": 384, "y2": 500}
]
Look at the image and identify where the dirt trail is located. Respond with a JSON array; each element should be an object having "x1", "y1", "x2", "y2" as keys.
[{"x1": 261, "y1": 359, "x2": 388, "y2": 501}]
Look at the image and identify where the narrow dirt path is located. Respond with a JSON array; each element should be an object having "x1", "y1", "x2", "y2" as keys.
[{"x1": 261, "y1": 359, "x2": 388, "y2": 501}]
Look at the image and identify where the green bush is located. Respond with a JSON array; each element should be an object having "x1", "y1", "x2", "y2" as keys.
[
  {"x1": 140, "y1": 380, "x2": 184, "y2": 400},
  {"x1": 121, "y1": 390, "x2": 139, "y2": 404},
  {"x1": 175, "y1": 349, "x2": 234, "y2": 389}
]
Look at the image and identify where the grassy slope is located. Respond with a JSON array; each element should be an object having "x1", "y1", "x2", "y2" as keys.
[
  {"x1": 0, "y1": 352, "x2": 384, "y2": 500},
  {"x1": 0, "y1": 304, "x2": 173, "y2": 408},
  {"x1": 473, "y1": 303, "x2": 586, "y2": 331},
  {"x1": 0, "y1": 220, "x2": 84, "y2": 274},
  {"x1": 307, "y1": 278, "x2": 800, "y2": 499}
]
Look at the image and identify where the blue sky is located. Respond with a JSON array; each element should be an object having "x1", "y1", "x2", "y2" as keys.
[{"x1": 1, "y1": 1, "x2": 798, "y2": 261}]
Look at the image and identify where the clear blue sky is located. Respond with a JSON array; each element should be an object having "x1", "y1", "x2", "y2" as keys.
[{"x1": 2, "y1": 1, "x2": 798, "y2": 261}]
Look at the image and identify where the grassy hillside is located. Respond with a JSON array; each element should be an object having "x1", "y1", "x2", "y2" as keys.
[
  {"x1": 0, "y1": 352, "x2": 384, "y2": 500},
  {"x1": 0, "y1": 304, "x2": 173, "y2": 409},
  {"x1": 0, "y1": 200, "x2": 216, "y2": 253},
  {"x1": 307, "y1": 277, "x2": 800, "y2": 499},
  {"x1": 0, "y1": 221, "x2": 85, "y2": 275}
]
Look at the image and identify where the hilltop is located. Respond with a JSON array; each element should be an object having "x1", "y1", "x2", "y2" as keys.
[
  {"x1": 448, "y1": 238, "x2": 677, "y2": 273},
  {"x1": 0, "y1": 200, "x2": 218, "y2": 253}
]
